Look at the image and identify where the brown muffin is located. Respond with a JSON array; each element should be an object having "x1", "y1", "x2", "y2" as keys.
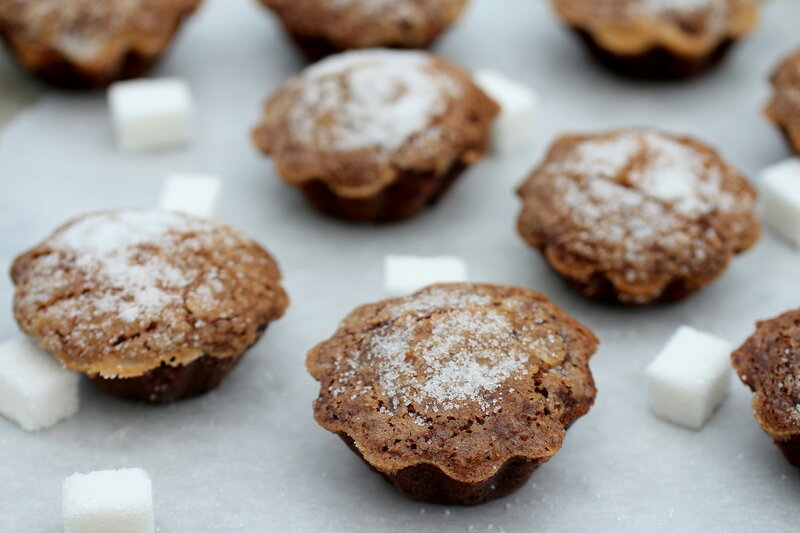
[
  {"x1": 0, "y1": 0, "x2": 203, "y2": 89},
  {"x1": 732, "y1": 310, "x2": 800, "y2": 467},
  {"x1": 766, "y1": 50, "x2": 800, "y2": 155},
  {"x1": 10, "y1": 209, "x2": 289, "y2": 403},
  {"x1": 517, "y1": 128, "x2": 760, "y2": 306},
  {"x1": 307, "y1": 283, "x2": 598, "y2": 505},
  {"x1": 550, "y1": 0, "x2": 761, "y2": 79},
  {"x1": 253, "y1": 49, "x2": 499, "y2": 223},
  {"x1": 257, "y1": 0, "x2": 469, "y2": 60}
]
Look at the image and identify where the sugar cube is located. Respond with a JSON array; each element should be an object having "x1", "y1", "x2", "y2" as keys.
[
  {"x1": 63, "y1": 468, "x2": 155, "y2": 533},
  {"x1": 0, "y1": 336, "x2": 79, "y2": 431},
  {"x1": 384, "y1": 255, "x2": 468, "y2": 297},
  {"x1": 474, "y1": 69, "x2": 538, "y2": 155},
  {"x1": 109, "y1": 78, "x2": 193, "y2": 152},
  {"x1": 645, "y1": 326, "x2": 733, "y2": 430},
  {"x1": 760, "y1": 158, "x2": 800, "y2": 248},
  {"x1": 159, "y1": 174, "x2": 223, "y2": 218}
]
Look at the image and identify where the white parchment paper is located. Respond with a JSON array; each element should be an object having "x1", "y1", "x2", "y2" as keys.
[{"x1": 1, "y1": 0, "x2": 799, "y2": 531}]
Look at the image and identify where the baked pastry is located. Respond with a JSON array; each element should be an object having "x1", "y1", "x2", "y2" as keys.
[
  {"x1": 766, "y1": 50, "x2": 800, "y2": 155},
  {"x1": 732, "y1": 310, "x2": 800, "y2": 467},
  {"x1": 253, "y1": 49, "x2": 498, "y2": 223},
  {"x1": 307, "y1": 283, "x2": 598, "y2": 505},
  {"x1": 10, "y1": 209, "x2": 289, "y2": 403},
  {"x1": 0, "y1": 0, "x2": 203, "y2": 88},
  {"x1": 517, "y1": 128, "x2": 760, "y2": 305},
  {"x1": 257, "y1": 0, "x2": 469, "y2": 60},
  {"x1": 550, "y1": 0, "x2": 761, "y2": 78}
]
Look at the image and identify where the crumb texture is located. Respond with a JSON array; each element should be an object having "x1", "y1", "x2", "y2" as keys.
[
  {"x1": 766, "y1": 50, "x2": 800, "y2": 155},
  {"x1": 307, "y1": 283, "x2": 598, "y2": 484},
  {"x1": 11, "y1": 209, "x2": 288, "y2": 378},
  {"x1": 517, "y1": 128, "x2": 759, "y2": 305}
]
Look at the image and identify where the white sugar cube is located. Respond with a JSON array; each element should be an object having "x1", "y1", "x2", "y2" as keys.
[
  {"x1": 0, "y1": 336, "x2": 79, "y2": 431},
  {"x1": 159, "y1": 174, "x2": 223, "y2": 218},
  {"x1": 645, "y1": 326, "x2": 733, "y2": 430},
  {"x1": 760, "y1": 158, "x2": 800, "y2": 248},
  {"x1": 384, "y1": 255, "x2": 468, "y2": 297},
  {"x1": 474, "y1": 69, "x2": 538, "y2": 154},
  {"x1": 109, "y1": 78, "x2": 193, "y2": 152},
  {"x1": 63, "y1": 468, "x2": 155, "y2": 533}
]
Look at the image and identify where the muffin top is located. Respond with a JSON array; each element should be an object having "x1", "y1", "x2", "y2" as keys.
[
  {"x1": 0, "y1": 0, "x2": 202, "y2": 71},
  {"x1": 258, "y1": 0, "x2": 468, "y2": 50},
  {"x1": 11, "y1": 209, "x2": 288, "y2": 379},
  {"x1": 517, "y1": 128, "x2": 759, "y2": 305},
  {"x1": 766, "y1": 50, "x2": 800, "y2": 152},
  {"x1": 253, "y1": 49, "x2": 498, "y2": 198},
  {"x1": 551, "y1": 0, "x2": 760, "y2": 56},
  {"x1": 307, "y1": 283, "x2": 598, "y2": 483},
  {"x1": 732, "y1": 310, "x2": 800, "y2": 442}
]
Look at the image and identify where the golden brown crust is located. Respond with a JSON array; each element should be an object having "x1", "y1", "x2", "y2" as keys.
[
  {"x1": 258, "y1": 0, "x2": 468, "y2": 52},
  {"x1": 551, "y1": 0, "x2": 760, "y2": 58},
  {"x1": 0, "y1": 0, "x2": 202, "y2": 87},
  {"x1": 307, "y1": 283, "x2": 598, "y2": 494},
  {"x1": 253, "y1": 49, "x2": 498, "y2": 203},
  {"x1": 516, "y1": 128, "x2": 760, "y2": 306},
  {"x1": 766, "y1": 50, "x2": 800, "y2": 155},
  {"x1": 11, "y1": 209, "x2": 289, "y2": 379}
]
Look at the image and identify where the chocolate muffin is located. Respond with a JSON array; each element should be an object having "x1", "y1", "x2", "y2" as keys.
[
  {"x1": 0, "y1": 0, "x2": 203, "y2": 88},
  {"x1": 517, "y1": 128, "x2": 760, "y2": 306},
  {"x1": 550, "y1": 0, "x2": 761, "y2": 79},
  {"x1": 253, "y1": 49, "x2": 499, "y2": 223},
  {"x1": 307, "y1": 283, "x2": 598, "y2": 505},
  {"x1": 766, "y1": 50, "x2": 800, "y2": 155},
  {"x1": 257, "y1": 0, "x2": 469, "y2": 60},
  {"x1": 10, "y1": 209, "x2": 289, "y2": 403},
  {"x1": 732, "y1": 310, "x2": 800, "y2": 467}
]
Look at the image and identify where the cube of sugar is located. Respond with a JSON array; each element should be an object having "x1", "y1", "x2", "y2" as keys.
[
  {"x1": 760, "y1": 158, "x2": 800, "y2": 248},
  {"x1": 474, "y1": 69, "x2": 538, "y2": 154},
  {"x1": 159, "y1": 174, "x2": 223, "y2": 218},
  {"x1": 645, "y1": 326, "x2": 733, "y2": 430},
  {"x1": 63, "y1": 468, "x2": 155, "y2": 533},
  {"x1": 109, "y1": 78, "x2": 193, "y2": 152},
  {"x1": 0, "y1": 337, "x2": 79, "y2": 431},
  {"x1": 384, "y1": 255, "x2": 468, "y2": 297}
]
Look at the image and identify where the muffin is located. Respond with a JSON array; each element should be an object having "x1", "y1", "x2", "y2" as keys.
[
  {"x1": 550, "y1": 0, "x2": 761, "y2": 79},
  {"x1": 257, "y1": 0, "x2": 469, "y2": 61},
  {"x1": 0, "y1": 0, "x2": 203, "y2": 88},
  {"x1": 10, "y1": 209, "x2": 289, "y2": 403},
  {"x1": 766, "y1": 50, "x2": 800, "y2": 155},
  {"x1": 307, "y1": 283, "x2": 598, "y2": 505},
  {"x1": 253, "y1": 49, "x2": 499, "y2": 223},
  {"x1": 732, "y1": 310, "x2": 800, "y2": 467},
  {"x1": 517, "y1": 128, "x2": 760, "y2": 306}
]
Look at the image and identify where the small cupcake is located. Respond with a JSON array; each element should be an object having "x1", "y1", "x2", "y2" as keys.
[
  {"x1": 0, "y1": 0, "x2": 203, "y2": 88},
  {"x1": 253, "y1": 49, "x2": 499, "y2": 223},
  {"x1": 10, "y1": 209, "x2": 289, "y2": 403},
  {"x1": 766, "y1": 50, "x2": 800, "y2": 155},
  {"x1": 257, "y1": 0, "x2": 469, "y2": 60},
  {"x1": 517, "y1": 128, "x2": 760, "y2": 305},
  {"x1": 550, "y1": 0, "x2": 761, "y2": 78},
  {"x1": 307, "y1": 283, "x2": 598, "y2": 505},
  {"x1": 732, "y1": 310, "x2": 800, "y2": 467}
]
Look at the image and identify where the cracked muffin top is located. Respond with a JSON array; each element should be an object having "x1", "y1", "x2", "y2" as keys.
[
  {"x1": 766, "y1": 50, "x2": 800, "y2": 155},
  {"x1": 517, "y1": 128, "x2": 760, "y2": 305},
  {"x1": 551, "y1": 0, "x2": 760, "y2": 57},
  {"x1": 307, "y1": 283, "x2": 598, "y2": 483},
  {"x1": 11, "y1": 209, "x2": 288, "y2": 378},
  {"x1": 253, "y1": 49, "x2": 498, "y2": 199}
]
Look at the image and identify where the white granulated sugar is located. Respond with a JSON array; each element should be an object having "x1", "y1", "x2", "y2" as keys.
[
  {"x1": 291, "y1": 50, "x2": 462, "y2": 152},
  {"x1": 634, "y1": 0, "x2": 731, "y2": 33}
]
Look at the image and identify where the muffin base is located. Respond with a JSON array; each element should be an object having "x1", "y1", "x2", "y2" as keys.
[
  {"x1": 89, "y1": 353, "x2": 244, "y2": 404},
  {"x1": 775, "y1": 436, "x2": 800, "y2": 468},
  {"x1": 563, "y1": 271, "x2": 702, "y2": 306},
  {"x1": 571, "y1": 28, "x2": 735, "y2": 79},
  {"x1": 286, "y1": 31, "x2": 443, "y2": 62},
  {"x1": 299, "y1": 160, "x2": 468, "y2": 223},
  {"x1": 339, "y1": 433, "x2": 541, "y2": 505}
]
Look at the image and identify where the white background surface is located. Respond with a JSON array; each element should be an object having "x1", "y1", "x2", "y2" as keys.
[{"x1": 1, "y1": 0, "x2": 799, "y2": 531}]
